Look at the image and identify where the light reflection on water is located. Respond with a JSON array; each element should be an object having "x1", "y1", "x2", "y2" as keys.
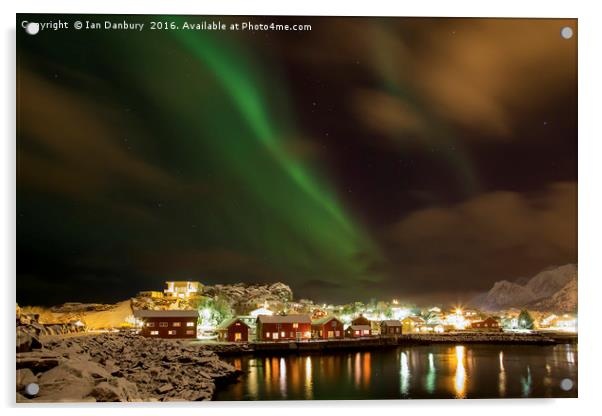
[
  {"x1": 425, "y1": 353, "x2": 435, "y2": 394},
  {"x1": 215, "y1": 344, "x2": 577, "y2": 400},
  {"x1": 499, "y1": 351, "x2": 506, "y2": 397},
  {"x1": 454, "y1": 346, "x2": 467, "y2": 398},
  {"x1": 400, "y1": 351, "x2": 410, "y2": 396}
]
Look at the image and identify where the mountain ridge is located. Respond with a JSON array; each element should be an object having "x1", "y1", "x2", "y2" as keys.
[{"x1": 472, "y1": 264, "x2": 577, "y2": 313}]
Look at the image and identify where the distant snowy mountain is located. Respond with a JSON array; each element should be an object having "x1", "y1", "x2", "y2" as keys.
[
  {"x1": 480, "y1": 280, "x2": 536, "y2": 310},
  {"x1": 529, "y1": 275, "x2": 577, "y2": 313},
  {"x1": 473, "y1": 264, "x2": 577, "y2": 312},
  {"x1": 524, "y1": 264, "x2": 576, "y2": 299}
]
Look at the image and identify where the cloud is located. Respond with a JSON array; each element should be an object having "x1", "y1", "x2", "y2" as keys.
[
  {"x1": 383, "y1": 182, "x2": 577, "y2": 294},
  {"x1": 411, "y1": 19, "x2": 577, "y2": 137},
  {"x1": 351, "y1": 88, "x2": 426, "y2": 139},
  {"x1": 296, "y1": 18, "x2": 576, "y2": 141},
  {"x1": 17, "y1": 68, "x2": 179, "y2": 202}
]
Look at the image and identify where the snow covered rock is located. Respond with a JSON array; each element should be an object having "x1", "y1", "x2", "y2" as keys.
[
  {"x1": 474, "y1": 264, "x2": 577, "y2": 312},
  {"x1": 16, "y1": 368, "x2": 37, "y2": 392}
]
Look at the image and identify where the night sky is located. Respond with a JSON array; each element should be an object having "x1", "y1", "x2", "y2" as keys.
[{"x1": 17, "y1": 15, "x2": 577, "y2": 306}]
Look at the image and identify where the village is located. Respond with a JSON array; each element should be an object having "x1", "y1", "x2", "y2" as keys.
[
  {"x1": 129, "y1": 280, "x2": 578, "y2": 344},
  {"x1": 15, "y1": 279, "x2": 578, "y2": 402}
]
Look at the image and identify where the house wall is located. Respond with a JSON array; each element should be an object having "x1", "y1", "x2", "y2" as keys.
[
  {"x1": 382, "y1": 325, "x2": 401, "y2": 335},
  {"x1": 140, "y1": 316, "x2": 197, "y2": 338},
  {"x1": 257, "y1": 322, "x2": 311, "y2": 341},
  {"x1": 345, "y1": 327, "x2": 372, "y2": 337},
  {"x1": 402, "y1": 321, "x2": 419, "y2": 334},
  {"x1": 311, "y1": 319, "x2": 344, "y2": 339},
  {"x1": 222, "y1": 320, "x2": 249, "y2": 342},
  {"x1": 470, "y1": 319, "x2": 501, "y2": 332}
]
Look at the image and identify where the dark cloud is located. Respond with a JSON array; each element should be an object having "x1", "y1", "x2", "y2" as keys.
[
  {"x1": 294, "y1": 18, "x2": 576, "y2": 142},
  {"x1": 382, "y1": 182, "x2": 577, "y2": 297},
  {"x1": 18, "y1": 69, "x2": 181, "y2": 204}
]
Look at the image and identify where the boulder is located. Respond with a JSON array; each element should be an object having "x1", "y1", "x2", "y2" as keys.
[
  {"x1": 89, "y1": 379, "x2": 141, "y2": 402},
  {"x1": 34, "y1": 359, "x2": 110, "y2": 402},
  {"x1": 16, "y1": 368, "x2": 37, "y2": 391},
  {"x1": 16, "y1": 352, "x2": 62, "y2": 373},
  {"x1": 156, "y1": 383, "x2": 174, "y2": 394},
  {"x1": 16, "y1": 327, "x2": 42, "y2": 352}
]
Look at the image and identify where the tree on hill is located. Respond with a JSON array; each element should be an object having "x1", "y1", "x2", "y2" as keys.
[
  {"x1": 518, "y1": 309, "x2": 535, "y2": 329},
  {"x1": 197, "y1": 295, "x2": 233, "y2": 328}
]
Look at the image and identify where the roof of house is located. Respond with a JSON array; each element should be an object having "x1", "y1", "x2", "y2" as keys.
[
  {"x1": 381, "y1": 320, "x2": 402, "y2": 326},
  {"x1": 216, "y1": 317, "x2": 250, "y2": 330},
  {"x1": 257, "y1": 314, "x2": 312, "y2": 324},
  {"x1": 403, "y1": 316, "x2": 426, "y2": 323},
  {"x1": 348, "y1": 325, "x2": 372, "y2": 331},
  {"x1": 133, "y1": 310, "x2": 198, "y2": 318},
  {"x1": 311, "y1": 316, "x2": 341, "y2": 325}
]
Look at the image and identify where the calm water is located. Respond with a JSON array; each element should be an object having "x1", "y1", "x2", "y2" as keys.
[{"x1": 214, "y1": 344, "x2": 577, "y2": 400}]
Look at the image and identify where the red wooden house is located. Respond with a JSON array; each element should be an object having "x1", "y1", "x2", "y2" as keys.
[
  {"x1": 380, "y1": 319, "x2": 402, "y2": 336},
  {"x1": 345, "y1": 325, "x2": 372, "y2": 338},
  {"x1": 311, "y1": 316, "x2": 344, "y2": 339},
  {"x1": 470, "y1": 317, "x2": 502, "y2": 332},
  {"x1": 256, "y1": 314, "x2": 312, "y2": 341},
  {"x1": 217, "y1": 317, "x2": 250, "y2": 342},
  {"x1": 351, "y1": 314, "x2": 371, "y2": 326},
  {"x1": 134, "y1": 310, "x2": 198, "y2": 338}
]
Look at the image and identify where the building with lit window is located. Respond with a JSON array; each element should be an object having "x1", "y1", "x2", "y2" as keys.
[
  {"x1": 470, "y1": 317, "x2": 502, "y2": 332},
  {"x1": 256, "y1": 314, "x2": 312, "y2": 341},
  {"x1": 401, "y1": 316, "x2": 426, "y2": 334},
  {"x1": 311, "y1": 316, "x2": 344, "y2": 339},
  {"x1": 134, "y1": 310, "x2": 198, "y2": 338},
  {"x1": 163, "y1": 281, "x2": 203, "y2": 299},
  {"x1": 217, "y1": 317, "x2": 250, "y2": 342},
  {"x1": 345, "y1": 324, "x2": 373, "y2": 337}
]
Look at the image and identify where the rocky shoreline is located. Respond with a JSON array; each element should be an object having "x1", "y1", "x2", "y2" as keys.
[{"x1": 16, "y1": 333, "x2": 242, "y2": 402}]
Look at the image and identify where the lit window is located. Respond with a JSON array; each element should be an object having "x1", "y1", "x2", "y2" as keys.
[
  {"x1": 281, "y1": 331, "x2": 286, "y2": 337},
  {"x1": 168, "y1": 330, "x2": 176, "y2": 335},
  {"x1": 292, "y1": 323, "x2": 298, "y2": 329},
  {"x1": 173, "y1": 322, "x2": 181, "y2": 327},
  {"x1": 186, "y1": 322, "x2": 195, "y2": 327},
  {"x1": 186, "y1": 330, "x2": 194, "y2": 335},
  {"x1": 159, "y1": 322, "x2": 168, "y2": 327},
  {"x1": 150, "y1": 330, "x2": 159, "y2": 336},
  {"x1": 147, "y1": 322, "x2": 155, "y2": 327},
  {"x1": 266, "y1": 332, "x2": 271, "y2": 338}
]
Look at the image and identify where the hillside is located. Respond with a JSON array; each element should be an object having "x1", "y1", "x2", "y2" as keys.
[
  {"x1": 473, "y1": 264, "x2": 577, "y2": 313},
  {"x1": 19, "y1": 282, "x2": 295, "y2": 329}
]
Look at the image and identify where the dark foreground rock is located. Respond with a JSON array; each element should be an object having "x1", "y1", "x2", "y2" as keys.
[
  {"x1": 16, "y1": 304, "x2": 86, "y2": 353},
  {"x1": 202, "y1": 342, "x2": 253, "y2": 356},
  {"x1": 15, "y1": 333, "x2": 241, "y2": 402}
]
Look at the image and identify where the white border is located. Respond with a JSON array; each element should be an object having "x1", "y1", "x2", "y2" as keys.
[{"x1": 3, "y1": 1, "x2": 601, "y2": 416}]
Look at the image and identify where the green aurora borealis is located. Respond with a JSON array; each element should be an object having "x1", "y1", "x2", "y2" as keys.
[{"x1": 17, "y1": 15, "x2": 577, "y2": 305}]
